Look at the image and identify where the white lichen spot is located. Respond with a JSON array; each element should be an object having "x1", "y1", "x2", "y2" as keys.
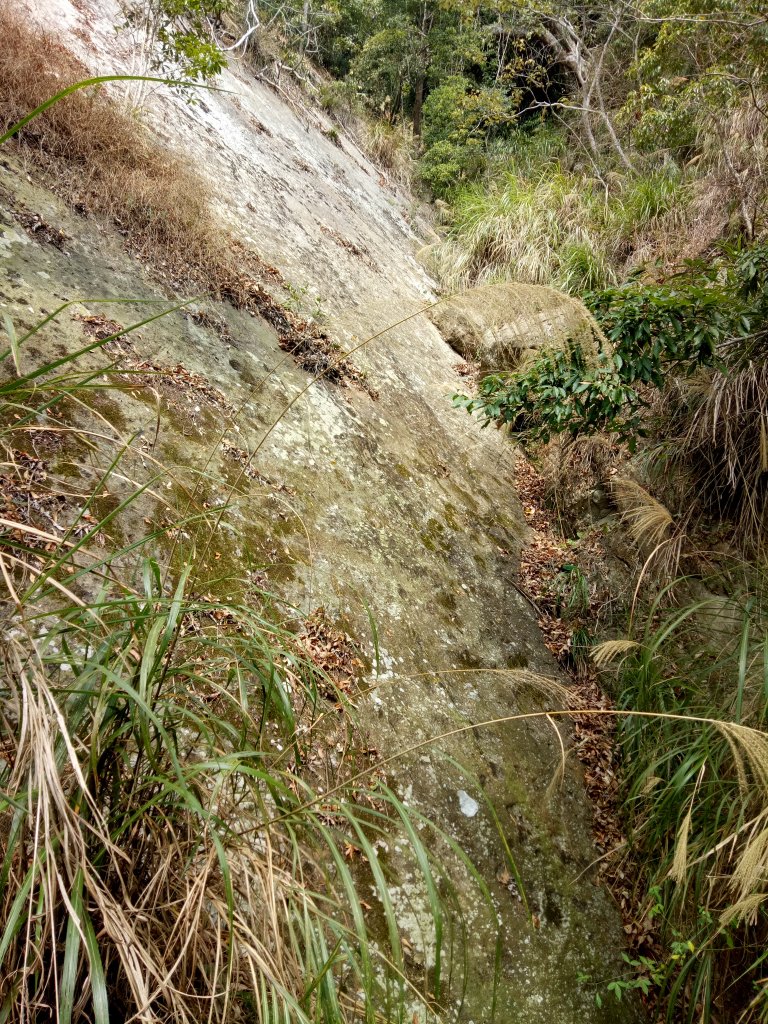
[{"x1": 458, "y1": 790, "x2": 480, "y2": 817}]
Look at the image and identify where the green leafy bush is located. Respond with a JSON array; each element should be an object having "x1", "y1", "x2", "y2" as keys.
[
  {"x1": 419, "y1": 76, "x2": 516, "y2": 198},
  {"x1": 453, "y1": 348, "x2": 643, "y2": 445},
  {"x1": 455, "y1": 243, "x2": 768, "y2": 447}
]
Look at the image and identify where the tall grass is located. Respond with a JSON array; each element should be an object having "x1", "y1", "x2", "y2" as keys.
[
  {"x1": 603, "y1": 580, "x2": 768, "y2": 1021},
  {"x1": 428, "y1": 145, "x2": 690, "y2": 295},
  {"x1": 0, "y1": 292, "x2": 464, "y2": 1021},
  {"x1": 363, "y1": 119, "x2": 413, "y2": 186},
  {"x1": 428, "y1": 169, "x2": 613, "y2": 292},
  {"x1": 0, "y1": 61, "x2": 458, "y2": 1015},
  {"x1": 651, "y1": 356, "x2": 768, "y2": 553}
]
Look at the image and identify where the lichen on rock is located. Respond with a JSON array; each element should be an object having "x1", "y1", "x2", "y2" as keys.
[{"x1": 427, "y1": 282, "x2": 606, "y2": 375}]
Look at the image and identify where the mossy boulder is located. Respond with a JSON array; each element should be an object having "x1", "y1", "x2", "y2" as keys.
[{"x1": 428, "y1": 282, "x2": 605, "y2": 374}]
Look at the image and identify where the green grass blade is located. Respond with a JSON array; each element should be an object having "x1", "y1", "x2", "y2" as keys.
[
  {"x1": 80, "y1": 900, "x2": 109, "y2": 1024},
  {"x1": 382, "y1": 785, "x2": 444, "y2": 997},
  {"x1": 0, "y1": 75, "x2": 216, "y2": 146},
  {"x1": 362, "y1": 598, "x2": 380, "y2": 678},
  {"x1": 60, "y1": 869, "x2": 85, "y2": 1024},
  {"x1": 0, "y1": 860, "x2": 36, "y2": 963},
  {"x1": 2, "y1": 314, "x2": 18, "y2": 375},
  {"x1": 735, "y1": 600, "x2": 752, "y2": 723}
]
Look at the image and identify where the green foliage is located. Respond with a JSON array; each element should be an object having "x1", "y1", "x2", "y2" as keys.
[
  {"x1": 591, "y1": 240, "x2": 768, "y2": 377},
  {"x1": 483, "y1": 121, "x2": 567, "y2": 177},
  {"x1": 0, "y1": 85, "x2": 466, "y2": 1023},
  {"x1": 559, "y1": 238, "x2": 616, "y2": 294},
  {"x1": 431, "y1": 158, "x2": 692, "y2": 292},
  {"x1": 318, "y1": 77, "x2": 362, "y2": 123},
  {"x1": 432, "y1": 166, "x2": 608, "y2": 289},
  {"x1": 419, "y1": 76, "x2": 516, "y2": 196},
  {"x1": 454, "y1": 347, "x2": 643, "y2": 445},
  {"x1": 589, "y1": 279, "x2": 724, "y2": 385},
  {"x1": 350, "y1": 21, "x2": 413, "y2": 111},
  {"x1": 613, "y1": 580, "x2": 768, "y2": 1023},
  {"x1": 619, "y1": 0, "x2": 768, "y2": 156},
  {"x1": 597, "y1": 937, "x2": 698, "y2": 1007},
  {"x1": 124, "y1": 0, "x2": 228, "y2": 80},
  {"x1": 347, "y1": 1, "x2": 490, "y2": 116},
  {"x1": 619, "y1": 168, "x2": 687, "y2": 228},
  {"x1": 0, "y1": 293, "x2": 461, "y2": 1023},
  {"x1": 551, "y1": 564, "x2": 591, "y2": 618},
  {"x1": 454, "y1": 242, "x2": 768, "y2": 447}
]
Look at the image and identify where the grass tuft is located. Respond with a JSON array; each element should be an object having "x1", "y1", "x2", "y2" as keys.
[
  {"x1": 610, "y1": 580, "x2": 768, "y2": 1022},
  {"x1": 427, "y1": 153, "x2": 690, "y2": 295},
  {"x1": 0, "y1": 305, "x2": 456, "y2": 1023}
]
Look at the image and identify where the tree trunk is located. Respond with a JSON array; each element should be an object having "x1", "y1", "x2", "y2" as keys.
[
  {"x1": 301, "y1": 0, "x2": 310, "y2": 53},
  {"x1": 412, "y1": 74, "x2": 425, "y2": 137},
  {"x1": 539, "y1": 20, "x2": 632, "y2": 170}
]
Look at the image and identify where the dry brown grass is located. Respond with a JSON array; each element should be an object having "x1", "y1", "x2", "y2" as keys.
[
  {"x1": 612, "y1": 477, "x2": 674, "y2": 550},
  {"x1": 0, "y1": 4, "x2": 368, "y2": 383},
  {"x1": 362, "y1": 119, "x2": 413, "y2": 187},
  {"x1": 0, "y1": 3, "x2": 230, "y2": 287},
  {"x1": 648, "y1": 359, "x2": 768, "y2": 554},
  {"x1": 540, "y1": 433, "x2": 622, "y2": 528}
]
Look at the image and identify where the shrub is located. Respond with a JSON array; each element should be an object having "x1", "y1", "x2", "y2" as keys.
[
  {"x1": 455, "y1": 242, "x2": 768, "y2": 452},
  {"x1": 318, "y1": 77, "x2": 362, "y2": 125},
  {"x1": 604, "y1": 580, "x2": 768, "y2": 1022},
  {"x1": 419, "y1": 76, "x2": 516, "y2": 198},
  {"x1": 420, "y1": 137, "x2": 486, "y2": 197},
  {"x1": 454, "y1": 347, "x2": 643, "y2": 445}
]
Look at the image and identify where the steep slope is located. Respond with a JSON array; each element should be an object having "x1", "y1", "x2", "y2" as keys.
[{"x1": 1, "y1": 1, "x2": 640, "y2": 1019}]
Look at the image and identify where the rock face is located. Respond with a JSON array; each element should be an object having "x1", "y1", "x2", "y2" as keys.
[
  {"x1": 3, "y1": 2, "x2": 641, "y2": 1020},
  {"x1": 427, "y1": 282, "x2": 604, "y2": 374}
]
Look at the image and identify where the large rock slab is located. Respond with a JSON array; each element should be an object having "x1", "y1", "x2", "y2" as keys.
[
  {"x1": 427, "y1": 282, "x2": 604, "y2": 374},
  {"x1": 4, "y1": 2, "x2": 642, "y2": 1019}
]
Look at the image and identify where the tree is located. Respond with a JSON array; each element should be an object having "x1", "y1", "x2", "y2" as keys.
[
  {"x1": 349, "y1": 0, "x2": 487, "y2": 134},
  {"x1": 122, "y1": 0, "x2": 229, "y2": 80},
  {"x1": 619, "y1": 0, "x2": 768, "y2": 233},
  {"x1": 420, "y1": 74, "x2": 517, "y2": 194}
]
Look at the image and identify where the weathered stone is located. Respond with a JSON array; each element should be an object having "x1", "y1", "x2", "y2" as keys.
[
  {"x1": 2, "y1": 2, "x2": 643, "y2": 1016},
  {"x1": 427, "y1": 282, "x2": 605, "y2": 374}
]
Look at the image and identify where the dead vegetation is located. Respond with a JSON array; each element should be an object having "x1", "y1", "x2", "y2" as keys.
[
  {"x1": 0, "y1": 5, "x2": 224, "y2": 283},
  {"x1": 651, "y1": 361, "x2": 768, "y2": 552},
  {"x1": 0, "y1": 5, "x2": 367, "y2": 390},
  {"x1": 511, "y1": 455, "x2": 659, "y2": 971},
  {"x1": 14, "y1": 206, "x2": 68, "y2": 247}
]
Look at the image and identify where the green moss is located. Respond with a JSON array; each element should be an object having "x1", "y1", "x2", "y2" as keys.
[
  {"x1": 87, "y1": 391, "x2": 130, "y2": 434},
  {"x1": 435, "y1": 590, "x2": 458, "y2": 612},
  {"x1": 419, "y1": 517, "x2": 451, "y2": 553},
  {"x1": 442, "y1": 501, "x2": 461, "y2": 531}
]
